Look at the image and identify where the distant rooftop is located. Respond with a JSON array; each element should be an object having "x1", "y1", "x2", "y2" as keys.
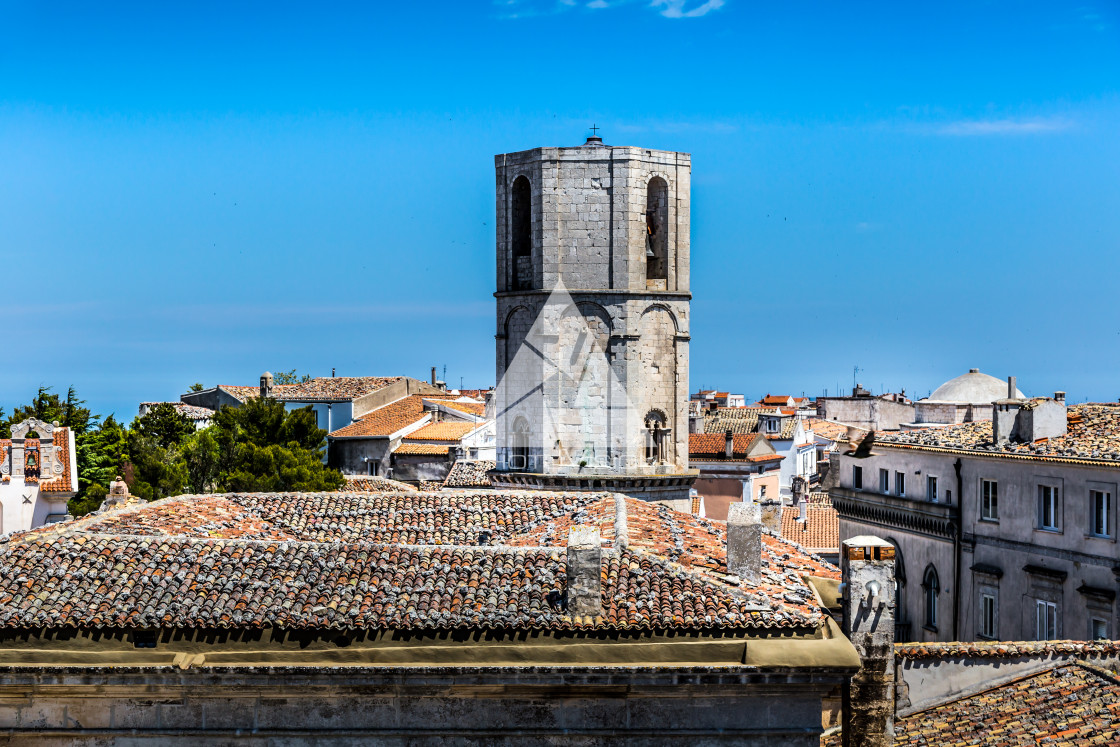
[{"x1": 877, "y1": 404, "x2": 1120, "y2": 464}]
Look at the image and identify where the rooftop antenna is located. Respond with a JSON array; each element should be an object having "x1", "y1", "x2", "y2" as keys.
[{"x1": 853, "y1": 365, "x2": 862, "y2": 391}]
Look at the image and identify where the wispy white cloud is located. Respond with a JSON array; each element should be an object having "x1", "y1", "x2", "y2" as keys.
[
  {"x1": 930, "y1": 117, "x2": 1074, "y2": 136},
  {"x1": 650, "y1": 0, "x2": 724, "y2": 17},
  {"x1": 496, "y1": 0, "x2": 725, "y2": 19}
]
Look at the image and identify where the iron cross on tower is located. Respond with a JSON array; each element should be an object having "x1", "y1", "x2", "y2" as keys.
[{"x1": 589, "y1": 124, "x2": 599, "y2": 137}]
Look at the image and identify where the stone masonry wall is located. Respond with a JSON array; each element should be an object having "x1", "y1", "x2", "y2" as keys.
[{"x1": 494, "y1": 141, "x2": 692, "y2": 478}]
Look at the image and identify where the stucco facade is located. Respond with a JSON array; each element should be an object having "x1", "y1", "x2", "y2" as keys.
[{"x1": 832, "y1": 434, "x2": 1120, "y2": 643}]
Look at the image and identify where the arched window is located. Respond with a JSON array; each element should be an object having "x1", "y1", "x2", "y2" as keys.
[
  {"x1": 511, "y1": 416, "x2": 530, "y2": 470},
  {"x1": 922, "y1": 565, "x2": 940, "y2": 631},
  {"x1": 511, "y1": 176, "x2": 532, "y2": 290},
  {"x1": 644, "y1": 410, "x2": 668, "y2": 464},
  {"x1": 645, "y1": 177, "x2": 668, "y2": 287}
]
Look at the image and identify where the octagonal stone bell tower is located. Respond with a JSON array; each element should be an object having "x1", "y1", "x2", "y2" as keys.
[{"x1": 491, "y1": 133, "x2": 697, "y2": 508}]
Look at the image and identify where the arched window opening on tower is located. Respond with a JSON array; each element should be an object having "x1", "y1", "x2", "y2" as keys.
[
  {"x1": 644, "y1": 410, "x2": 668, "y2": 465},
  {"x1": 922, "y1": 565, "x2": 939, "y2": 631},
  {"x1": 645, "y1": 177, "x2": 668, "y2": 289},
  {"x1": 511, "y1": 416, "x2": 531, "y2": 470},
  {"x1": 511, "y1": 176, "x2": 533, "y2": 290}
]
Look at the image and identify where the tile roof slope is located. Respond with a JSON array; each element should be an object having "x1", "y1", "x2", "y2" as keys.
[
  {"x1": 807, "y1": 418, "x2": 864, "y2": 442},
  {"x1": 274, "y1": 376, "x2": 403, "y2": 402},
  {"x1": 440, "y1": 401, "x2": 487, "y2": 417},
  {"x1": 404, "y1": 422, "x2": 477, "y2": 441},
  {"x1": 141, "y1": 402, "x2": 216, "y2": 420},
  {"x1": 877, "y1": 403, "x2": 1120, "y2": 463},
  {"x1": 689, "y1": 433, "x2": 782, "y2": 462},
  {"x1": 878, "y1": 663, "x2": 1120, "y2": 746},
  {"x1": 443, "y1": 460, "x2": 495, "y2": 488},
  {"x1": 780, "y1": 503, "x2": 839, "y2": 554},
  {"x1": 341, "y1": 476, "x2": 418, "y2": 493},
  {"x1": 0, "y1": 490, "x2": 836, "y2": 632},
  {"x1": 394, "y1": 443, "x2": 450, "y2": 455},
  {"x1": 38, "y1": 427, "x2": 73, "y2": 494},
  {"x1": 329, "y1": 395, "x2": 452, "y2": 438},
  {"x1": 703, "y1": 407, "x2": 761, "y2": 434}
]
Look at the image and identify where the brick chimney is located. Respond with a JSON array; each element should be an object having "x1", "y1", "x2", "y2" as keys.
[
  {"x1": 727, "y1": 501, "x2": 762, "y2": 583},
  {"x1": 724, "y1": 430, "x2": 734, "y2": 458},
  {"x1": 841, "y1": 536, "x2": 896, "y2": 747},
  {"x1": 566, "y1": 526, "x2": 601, "y2": 618}
]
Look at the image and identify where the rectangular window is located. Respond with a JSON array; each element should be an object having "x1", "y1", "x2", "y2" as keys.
[
  {"x1": 895, "y1": 471, "x2": 905, "y2": 497},
  {"x1": 945, "y1": 489, "x2": 952, "y2": 504},
  {"x1": 1038, "y1": 485, "x2": 1060, "y2": 531},
  {"x1": 853, "y1": 465, "x2": 863, "y2": 490},
  {"x1": 980, "y1": 594, "x2": 996, "y2": 639},
  {"x1": 879, "y1": 469, "x2": 889, "y2": 493},
  {"x1": 1091, "y1": 618, "x2": 1109, "y2": 640},
  {"x1": 1090, "y1": 490, "x2": 1111, "y2": 537},
  {"x1": 927, "y1": 476, "x2": 938, "y2": 503},
  {"x1": 1035, "y1": 600, "x2": 1057, "y2": 640},
  {"x1": 981, "y1": 480, "x2": 998, "y2": 521}
]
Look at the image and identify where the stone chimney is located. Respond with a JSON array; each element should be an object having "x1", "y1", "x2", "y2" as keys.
[
  {"x1": 566, "y1": 526, "x2": 601, "y2": 618},
  {"x1": 431, "y1": 367, "x2": 438, "y2": 386},
  {"x1": 724, "y1": 430, "x2": 734, "y2": 458},
  {"x1": 1054, "y1": 391, "x2": 1066, "y2": 403},
  {"x1": 260, "y1": 371, "x2": 274, "y2": 399},
  {"x1": 992, "y1": 376, "x2": 1022, "y2": 445},
  {"x1": 841, "y1": 535, "x2": 896, "y2": 747},
  {"x1": 759, "y1": 500, "x2": 781, "y2": 533},
  {"x1": 727, "y1": 501, "x2": 762, "y2": 583},
  {"x1": 792, "y1": 475, "x2": 807, "y2": 506},
  {"x1": 798, "y1": 495, "x2": 808, "y2": 523}
]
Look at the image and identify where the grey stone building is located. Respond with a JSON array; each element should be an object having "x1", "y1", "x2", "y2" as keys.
[
  {"x1": 830, "y1": 387, "x2": 1119, "y2": 644},
  {"x1": 491, "y1": 135, "x2": 697, "y2": 507}
]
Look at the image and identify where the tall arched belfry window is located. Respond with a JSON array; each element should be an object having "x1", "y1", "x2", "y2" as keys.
[
  {"x1": 923, "y1": 565, "x2": 940, "y2": 631},
  {"x1": 511, "y1": 176, "x2": 532, "y2": 290},
  {"x1": 645, "y1": 177, "x2": 668, "y2": 287}
]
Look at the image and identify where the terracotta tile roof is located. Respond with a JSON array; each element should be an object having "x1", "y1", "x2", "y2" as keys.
[
  {"x1": 703, "y1": 407, "x2": 761, "y2": 434},
  {"x1": 275, "y1": 376, "x2": 403, "y2": 402},
  {"x1": 780, "y1": 502, "x2": 838, "y2": 554},
  {"x1": 689, "y1": 433, "x2": 781, "y2": 463},
  {"x1": 328, "y1": 396, "x2": 436, "y2": 438},
  {"x1": 807, "y1": 418, "x2": 864, "y2": 442},
  {"x1": 877, "y1": 404, "x2": 1120, "y2": 465},
  {"x1": 404, "y1": 422, "x2": 477, "y2": 442},
  {"x1": 341, "y1": 476, "x2": 418, "y2": 493},
  {"x1": 893, "y1": 663, "x2": 1120, "y2": 746},
  {"x1": 0, "y1": 490, "x2": 836, "y2": 632},
  {"x1": 141, "y1": 402, "x2": 215, "y2": 420},
  {"x1": 441, "y1": 401, "x2": 487, "y2": 417},
  {"x1": 219, "y1": 378, "x2": 405, "y2": 404},
  {"x1": 394, "y1": 443, "x2": 450, "y2": 456},
  {"x1": 895, "y1": 639, "x2": 1120, "y2": 660},
  {"x1": 761, "y1": 395, "x2": 793, "y2": 406},
  {"x1": 217, "y1": 385, "x2": 273, "y2": 402},
  {"x1": 443, "y1": 460, "x2": 495, "y2": 488},
  {"x1": 38, "y1": 427, "x2": 74, "y2": 495}
]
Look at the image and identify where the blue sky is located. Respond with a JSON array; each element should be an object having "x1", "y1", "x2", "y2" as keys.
[{"x1": 2, "y1": 1, "x2": 1118, "y2": 421}]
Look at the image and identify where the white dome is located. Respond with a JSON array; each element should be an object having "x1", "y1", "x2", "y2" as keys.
[{"x1": 927, "y1": 369, "x2": 1024, "y2": 404}]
